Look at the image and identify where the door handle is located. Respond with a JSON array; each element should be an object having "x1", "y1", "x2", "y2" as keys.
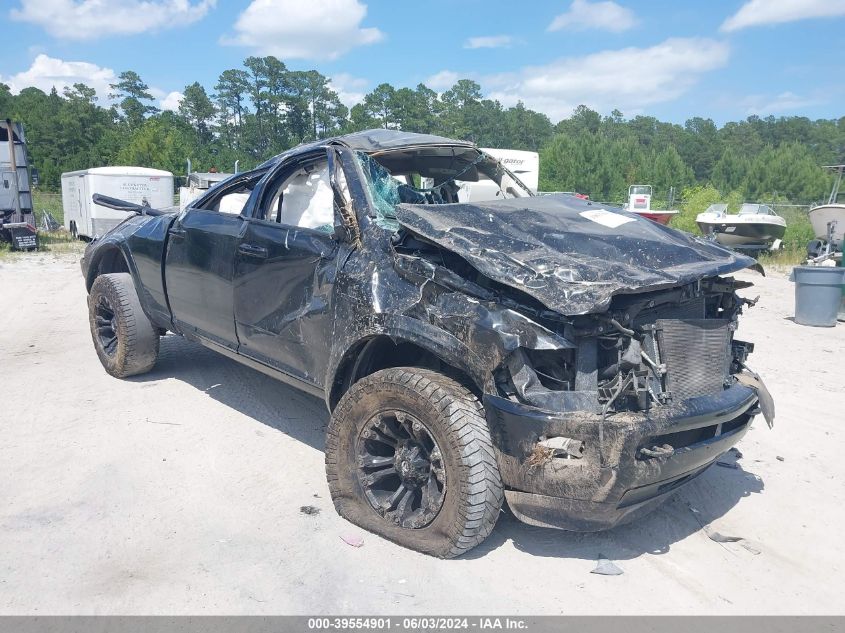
[
  {"x1": 168, "y1": 227, "x2": 186, "y2": 240},
  {"x1": 238, "y1": 243, "x2": 268, "y2": 259}
]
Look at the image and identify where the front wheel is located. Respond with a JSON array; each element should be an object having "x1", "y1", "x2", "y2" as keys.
[
  {"x1": 326, "y1": 367, "x2": 503, "y2": 558},
  {"x1": 88, "y1": 273, "x2": 159, "y2": 378}
]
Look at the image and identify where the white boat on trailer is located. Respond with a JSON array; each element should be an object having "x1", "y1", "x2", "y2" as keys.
[
  {"x1": 696, "y1": 203, "x2": 786, "y2": 252},
  {"x1": 807, "y1": 165, "x2": 845, "y2": 261}
]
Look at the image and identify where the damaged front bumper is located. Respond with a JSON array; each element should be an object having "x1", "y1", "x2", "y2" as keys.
[{"x1": 484, "y1": 380, "x2": 765, "y2": 532}]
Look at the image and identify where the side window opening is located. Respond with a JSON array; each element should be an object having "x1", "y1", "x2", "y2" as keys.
[
  {"x1": 264, "y1": 159, "x2": 337, "y2": 234},
  {"x1": 216, "y1": 190, "x2": 252, "y2": 215},
  {"x1": 196, "y1": 174, "x2": 261, "y2": 215}
]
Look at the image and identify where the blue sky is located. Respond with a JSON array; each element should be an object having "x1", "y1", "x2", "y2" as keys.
[{"x1": 3, "y1": 0, "x2": 844, "y2": 124}]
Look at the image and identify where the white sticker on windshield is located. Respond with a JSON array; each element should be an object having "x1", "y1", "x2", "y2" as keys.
[{"x1": 579, "y1": 209, "x2": 636, "y2": 228}]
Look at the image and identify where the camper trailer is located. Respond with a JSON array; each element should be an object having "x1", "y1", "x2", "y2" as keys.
[
  {"x1": 1, "y1": 119, "x2": 37, "y2": 250},
  {"x1": 62, "y1": 167, "x2": 174, "y2": 239},
  {"x1": 420, "y1": 147, "x2": 539, "y2": 202},
  {"x1": 483, "y1": 148, "x2": 539, "y2": 193}
]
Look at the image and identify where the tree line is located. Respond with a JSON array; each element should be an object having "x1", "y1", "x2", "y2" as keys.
[{"x1": 1, "y1": 55, "x2": 843, "y2": 205}]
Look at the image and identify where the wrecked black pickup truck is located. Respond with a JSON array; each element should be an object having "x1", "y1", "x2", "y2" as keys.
[{"x1": 80, "y1": 129, "x2": 774, "y2": 558}]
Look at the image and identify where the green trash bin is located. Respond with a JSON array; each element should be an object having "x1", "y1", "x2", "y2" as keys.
[{"x1": 791, "y1": 266, "x2": 845, "y2": 327}]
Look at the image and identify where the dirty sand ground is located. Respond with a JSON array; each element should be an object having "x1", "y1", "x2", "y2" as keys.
[{"x1": 1, "y1": 251, "x2": 843, "y2": 615}]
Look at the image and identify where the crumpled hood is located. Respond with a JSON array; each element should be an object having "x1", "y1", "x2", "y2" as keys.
[{"x1": 394, "y1": 195, "x2": 759, "y2": 315}]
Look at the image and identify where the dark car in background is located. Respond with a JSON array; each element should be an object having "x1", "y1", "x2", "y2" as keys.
[{"x1": 80, "y1": 129, "x2": 773, "y2": 557}]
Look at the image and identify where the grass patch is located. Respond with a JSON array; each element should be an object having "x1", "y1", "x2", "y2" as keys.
[
  {"x1": 0, "y1": 229, "x2": 83, "y2": 259},
  {"x1": 33, "y1": 191, "x2": 65, "y2": 227},
  {"x1": 776, "y1": 206, "x2": 815, "y2": 250},
  {"x1": 758, "y1": 244, "x2": 806, "y2": 269},
  {"x1": 38, "y1": 230, "x2": 85, "y2": 255},
  {"x1": 39, "y1": 229, "x2": 76, "y2": 245}
]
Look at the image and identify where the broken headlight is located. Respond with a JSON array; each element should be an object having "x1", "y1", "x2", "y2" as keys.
[
  {"x1": 597, "y1": 333, "x2": 662, "y2": 412},
  {"x1": 497, "y1": 348, "x2": 576, "y2": 409}
]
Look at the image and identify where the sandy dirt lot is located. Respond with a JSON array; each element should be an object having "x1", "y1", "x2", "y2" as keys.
[{"x1": 1, "y1": 250, "x2": 843, "y2": 615}]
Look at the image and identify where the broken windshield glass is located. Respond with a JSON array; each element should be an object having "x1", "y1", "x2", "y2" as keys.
[
  {"x1": 356, "y1": 151, "x2": 402, "y2": 230},
  {"x1": 355, "y1": 147, "x2": 532, "y2": 230}
]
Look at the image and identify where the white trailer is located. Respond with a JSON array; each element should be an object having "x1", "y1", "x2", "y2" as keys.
[{"x1": 62, "y1": 166, "x2": 174, "y2": 239}]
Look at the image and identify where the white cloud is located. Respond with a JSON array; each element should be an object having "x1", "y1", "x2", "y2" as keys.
[
  {"x1": 10, "y1": 0, "x2": 216, "y2": 40},
  {"x1": 743, "y1": 91, "x2": 824, "y2": 115},
  {"x1": 548, "y1": 0, "x2": 638, "y2": 32},
  {"x1": 160, "y1": 91, "x2": 184, "y2": 111},
  {"x1": 329, "y1": 73, "x2": 368, "y2": 108},
  {"x1": 1, "y1": 54, "x2": 182, "y2": 111},
  {"x1": 464, "y1": 35, "x2": 514, "y2": 49},
  {"x1": 721, "y1": 0, "x2": 845, "y2": 32},
  {"x1": 222, "y1": 0, "x2": 383, "y2": 61},
  {"x1": 425, "y1": 70, "x2": 463, "y2": 91},
  {"x1": 0, "y1": 54, "x2": 117, "y2": 100},
  {"x1": 433, "y1": 38, "x2": 729, "y2": 121}
]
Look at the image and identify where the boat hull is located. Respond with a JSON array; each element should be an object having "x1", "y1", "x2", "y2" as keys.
[
  {"x1": 697, "y1": 219, "x2": 786, "y2": 247},
  {"x1": 808, "y1": 204, "x2": 845, "y2": 244},
  {"x1": 631, "y1": 210, "x2": 678, "y2": 225}
]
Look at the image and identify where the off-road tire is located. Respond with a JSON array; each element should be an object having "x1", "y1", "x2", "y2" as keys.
[
  {"x1": 326, "y1": 367, "x2": 503, "y2": 558},
  {"x1": 88, "y1": 273, "x2": 159, "y2": 378}
]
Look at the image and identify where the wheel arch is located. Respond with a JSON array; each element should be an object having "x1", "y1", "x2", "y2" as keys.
[
  {"x1": 85, "y1": 242, "x2": 133, "y2": 292},
  {"x1": 327, "y1": 325, "x2": 491, "y2": 411}
]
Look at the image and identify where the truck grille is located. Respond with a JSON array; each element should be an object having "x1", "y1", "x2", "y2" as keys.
[{"x1": 655, "y1": 319, "x2": 732, "y2": 399}]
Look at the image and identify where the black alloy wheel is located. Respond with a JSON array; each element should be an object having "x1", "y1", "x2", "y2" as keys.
[
  {"x1": 94, "y1": 295, "x2": 119, "y2": 357},
  {"x1": 356, "y1": 411, "x2": 446, "y2": 528}
]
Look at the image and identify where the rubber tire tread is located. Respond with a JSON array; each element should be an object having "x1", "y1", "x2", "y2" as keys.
[
  {"x1": 326, "y1": 367, "x2": 503, "y2": 558},
  {"x1": 88, "y1": 272, "x2": 159, "y2": 378}
]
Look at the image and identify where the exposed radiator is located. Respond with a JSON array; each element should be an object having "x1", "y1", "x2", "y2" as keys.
[{"x1": 655, "y1": 318, "x2": 732, "y2": 399}]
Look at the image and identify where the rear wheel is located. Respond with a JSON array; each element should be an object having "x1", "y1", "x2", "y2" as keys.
[
  {"x1": 326, "y1": 367, "x2": 503, "y2": 558},
  {"x1": 88, "y1": 273, "x2": 159, "y2": 378}
]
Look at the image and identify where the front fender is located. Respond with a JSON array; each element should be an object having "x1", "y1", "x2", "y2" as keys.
[
  {"x1": 326, "y1": 311, "x2": 491, "y2": 411},
  {"x1": 83, "y1": 237, "x2": 133, "y2": 290},
  {"x1": 81, "y1": 214, "x2": 175, "y2": 330}
]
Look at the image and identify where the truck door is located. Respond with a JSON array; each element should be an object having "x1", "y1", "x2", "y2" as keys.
[
  {"x1": 232, "y1": 150, "x2": 348, "y2": 385},
  {"x1": 164, "y1": 173, "x2": 260, "y2": 349}
]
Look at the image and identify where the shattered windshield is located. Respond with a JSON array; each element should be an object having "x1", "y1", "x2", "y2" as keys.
[{"x1": 355, "y1": 147, "x2": 532, "y2": 229}]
